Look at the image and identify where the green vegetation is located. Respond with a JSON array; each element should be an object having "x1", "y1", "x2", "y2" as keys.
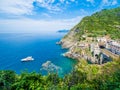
[
  {"x1": 70, "y1": 7, "x2": 120, "y2": 40},
  {"x1": 0, "y1": 58, "x2": 120, "y2": 90}
]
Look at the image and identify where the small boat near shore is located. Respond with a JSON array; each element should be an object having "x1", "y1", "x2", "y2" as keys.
[{"x1": 21, "y1": 56, "x2": 34, "y2": 62}]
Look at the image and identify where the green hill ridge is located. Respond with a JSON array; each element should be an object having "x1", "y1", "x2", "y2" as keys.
[{"x1": 65, "y1": 7, "x2": 120, "y2": 40}]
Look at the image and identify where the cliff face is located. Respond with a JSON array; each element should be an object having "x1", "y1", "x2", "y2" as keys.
[{"x1": 61, "y1": 30, "x2": 76, "y2": 48}]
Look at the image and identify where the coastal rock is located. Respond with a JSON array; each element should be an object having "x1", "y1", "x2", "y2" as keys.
[
  {"x1": 64, "y1": 51, "x2": 81, "y2": 60},
  {"x1": 60, "y1": 30, "x2": 80, "y2": 59},
  {"x1": 61, "y1": 40, "x2": 75, "y2": 49},
  {"x1": 41, "y1": 61, "x2": 62, "y2": 73},
  {"x1": 60, "y1": 30, "x2": 77, "y2": 48},
  {"x1": 56, "y1": 41, "x2": 62, "y2": 45}
]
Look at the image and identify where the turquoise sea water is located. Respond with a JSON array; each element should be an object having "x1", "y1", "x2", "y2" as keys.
[{"x1": 0, "y1": 33, "x2": 76, "y2": 76}]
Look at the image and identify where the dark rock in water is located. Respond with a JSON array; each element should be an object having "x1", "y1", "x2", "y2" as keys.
[
  {"x1": 57, "y1": 30, "x2": 69, "y2": 33},
  {"x1": 41, "y1": 61, "x2": 62, "y2": 73},
  {"x1": 56, "y1": 41, "x2": 62, "y2": 45}
]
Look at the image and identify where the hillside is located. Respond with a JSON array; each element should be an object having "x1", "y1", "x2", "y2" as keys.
[
  {"x1": 60, "y1": 7, "x2": 120, "y2": 65},
  {"x1": 62, "y1": 7, "x2": 120, "y2": 46}
]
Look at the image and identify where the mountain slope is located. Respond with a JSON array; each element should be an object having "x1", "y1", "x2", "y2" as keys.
[{"x1": 62, "y1": 7, "x2": 120, "y2": 47}]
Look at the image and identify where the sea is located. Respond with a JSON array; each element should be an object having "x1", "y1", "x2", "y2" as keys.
[{"x1": 0, "y1": 32, "x2": 77, "y2": 77}]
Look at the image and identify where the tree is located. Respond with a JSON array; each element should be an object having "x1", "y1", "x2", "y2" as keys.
[{"x1": 0, "y1": 70, "x2": 16, "y2": 90}]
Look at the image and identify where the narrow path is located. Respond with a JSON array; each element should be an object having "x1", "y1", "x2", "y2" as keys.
[{"x1": 101, "y1": 49, "x2": 120, "y2": 59}]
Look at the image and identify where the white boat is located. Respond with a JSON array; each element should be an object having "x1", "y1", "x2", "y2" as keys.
[{"x1": 21, "y1": 56, "x2": 34, "y2": 62}]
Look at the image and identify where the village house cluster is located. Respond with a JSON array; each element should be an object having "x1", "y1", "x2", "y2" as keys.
[
  {"x1": 89, "y1": 37, "x2": 120, "y2": 64},
  {"x1": 60, "y1": 36, "x2": 120, "y2": 65},
  {"x1": 106, "y1": 40, "x2": 120, "y2": 55},
  {"x1": 96, "y1": 37, "x2": 120, "y2": 55}
]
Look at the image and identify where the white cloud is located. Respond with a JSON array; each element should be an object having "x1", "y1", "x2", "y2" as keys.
[
  {"x1": 37, "y1": 0, "x2": 55, "y2": 4},
  {"x1": 86, "y1": 0, "x2": 94, "y2": 4},
  {"x1": 0, "y1": 0, "x2": 77, "y2": 16},
  {"x1": 42, "y1": 13, "x2": 51, "y2": 18},
  {"x1": 0, "y1": 0, "x2": 34, "y2": 15},
  {"x1": 59, "y1": 0, "x2": 65, "y2": 3},
  {"x1": 79, "y1": 9, "x2": 88, "y2": 15},
  {"x1": 102, "y1": 0, "x2": 109, "y2": 5},
  {"x1": 35, "y1": 0, "x2": 76, "y2": 13},
  {"x1": 97, "y1": 0, "x2": 118, "y2": 11},
  {"x1": 101, "y1": 0, "x2": 118, "y2": 6},
  {"x1": 112, "y1": 0, "x2": 118, "y2": 5},
  {"x1": 36, "y1": 0, "x2": 62, "y2": 12},
  {"x1": 0, "y1": 0, "x2": 65, "y2": 15},
  {"x1": 66, "y1": 1, "x2": 70, "y2": 4},
  {"x1": 0, "y1": 16, "x2": 84, "y2": 33},
  {"x1": 70, "y1": 0, "x2": 75, "y2": 2}
]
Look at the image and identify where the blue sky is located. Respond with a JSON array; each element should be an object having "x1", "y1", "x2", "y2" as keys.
[{"x1": 0, "y1": 0, "x2": 120, "y2": 33}]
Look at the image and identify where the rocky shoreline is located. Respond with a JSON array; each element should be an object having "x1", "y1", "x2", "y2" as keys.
[
  {"x1": 58, "y1": 39, "x2": 81, "y2": 60},
  {"x1": 58, "y1": 34, "x2": 113, "y2": 65}
]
